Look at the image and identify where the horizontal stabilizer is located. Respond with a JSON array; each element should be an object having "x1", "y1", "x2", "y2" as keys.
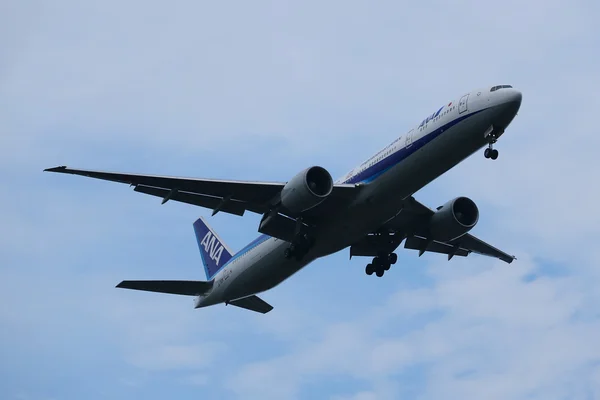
[
  {"x1": 116, "y1": 280, "x2": 213, "y2": 296},
  {"x1": 229, "y1": 295, "x2": 273, "y2": 314}
]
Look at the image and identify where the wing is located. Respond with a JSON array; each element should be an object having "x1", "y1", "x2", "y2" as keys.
[
  {"x1": 352, "y1": 196, "x2": 516, "y2": 263},
  {"x1": 44, "y1": 166, "x2": 357, "y2": 219}
]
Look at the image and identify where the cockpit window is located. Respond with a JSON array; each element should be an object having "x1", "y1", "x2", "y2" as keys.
[{"x1": 491, "y1": 84, "x2": 513, "y2": 92}]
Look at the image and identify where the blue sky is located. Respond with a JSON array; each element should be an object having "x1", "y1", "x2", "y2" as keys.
[{"x1": 2, "y1": 0, "x2": 600, "y2": 399}]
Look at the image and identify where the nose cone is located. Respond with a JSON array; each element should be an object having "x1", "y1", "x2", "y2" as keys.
[
  {"x1": 495, "y1": 89, "x2": 522, "y2": 129},
  {"x1": 505, "y1": 89, "x2": 522, "y2": 107}
]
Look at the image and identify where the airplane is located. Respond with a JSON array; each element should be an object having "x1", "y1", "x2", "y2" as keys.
[{"x1": 45, "y1": 84, "x2": 522, "y2": 314}]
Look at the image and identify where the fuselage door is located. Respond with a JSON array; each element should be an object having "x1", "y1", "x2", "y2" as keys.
[
  {"x1": 458, "y1": 94, "x2": 469, "y2": 114},
  {"x1": 405, "y1": 129, "x2": 414, "y2": 148}
]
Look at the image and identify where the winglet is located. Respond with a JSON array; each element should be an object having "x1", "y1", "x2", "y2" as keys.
[{"x1": 44, "y1": 165, "x2": 67, "y2": 172}]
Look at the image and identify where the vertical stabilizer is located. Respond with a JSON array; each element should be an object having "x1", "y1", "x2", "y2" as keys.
[{"x1": 193, "y1": 217, "x2": 234, "y2": 280}]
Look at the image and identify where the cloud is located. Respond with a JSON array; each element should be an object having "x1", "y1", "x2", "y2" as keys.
[
  {"x1": 182, "y1": 373, "x2": 209, "y2": 386},
  {"x1": 4, "y1": 0, "x2": 594, "y2": 160},
  {"x1": 331, "y1": 392, "x2": 379, "y2": 400},
  {"x1": 127, "y1": 343, "x2": 226, "y2": 371},
  {"x1": 229, "y1": 256, "x2": 600, "y2": 400}
]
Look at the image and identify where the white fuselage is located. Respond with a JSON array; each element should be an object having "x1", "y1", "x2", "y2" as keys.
[{"x1": 196, "y1": 86, "x2": 522, "y2": 308}]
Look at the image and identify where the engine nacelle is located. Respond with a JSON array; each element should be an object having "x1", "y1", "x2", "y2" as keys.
[
  {"x1": 280, "y1": 166, "x2": 333, "y2": 213},
  {"x1": 428, "y1": 197, "x2": 479, "y2": 241}
]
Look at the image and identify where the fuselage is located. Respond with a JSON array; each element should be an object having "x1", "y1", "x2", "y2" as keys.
[{"x1": 196, "y1": 85, "x2": 522, "y2": 308}]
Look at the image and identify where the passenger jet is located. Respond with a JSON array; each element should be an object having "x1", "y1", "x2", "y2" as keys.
[{"x1": 45, "y1": 84, "x2": 522, "y2": 314}]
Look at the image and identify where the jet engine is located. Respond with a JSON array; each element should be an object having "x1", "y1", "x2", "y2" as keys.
[
  {"x1": 428, "y1": 196, "x2": 479, "y2": 241},
  {"x1": 280, "y1": 166, "x2": 333, "y2": 213}
]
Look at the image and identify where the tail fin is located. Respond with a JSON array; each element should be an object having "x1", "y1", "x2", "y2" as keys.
[{"x1": 193, "y1": 216, "x2": 234, "y2": 280}]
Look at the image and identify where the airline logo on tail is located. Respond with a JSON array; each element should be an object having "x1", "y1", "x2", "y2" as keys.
[
  {"x1": 200, "y1": 231, "x2": 224, "y2": 266},
  {"x1": 193, "y1": 217, "x2": 234, "y2": 280}
]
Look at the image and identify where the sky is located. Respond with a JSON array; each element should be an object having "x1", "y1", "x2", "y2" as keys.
[{"x1": 2, "y1": 0, "x2": 600, "y2": 399}]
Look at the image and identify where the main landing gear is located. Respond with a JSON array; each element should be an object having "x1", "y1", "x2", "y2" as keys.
[
  {"x1": 284, "y1": 233, "x2": 315, "y2": 261},
  {"x1": 484, "y1": 134, "x2": 499, "y2": 160},
  {"x1": 365, "y1": 252, "x2": 398, "y2": 277}
]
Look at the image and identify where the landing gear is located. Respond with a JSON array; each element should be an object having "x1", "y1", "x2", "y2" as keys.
[
  {"x1": 388, "y1": 252, "x2": 398, "y2": 264},
  {"x1": 365, "y1": 252, "x2": 397, "y2": 277},
  {"x1": 484, "y1": 135, "x2": 499, "y2": 160},
  {"x1": 484, "y1": 147, "x2": 499, "y2": 160},
  {"x1": 284, "y1": 233, "x2": 315, "y2": 261}
]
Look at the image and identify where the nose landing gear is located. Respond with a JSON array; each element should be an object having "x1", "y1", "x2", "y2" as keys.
[
  {"x1": 484, "y1": 135, "x2": 499, "y2": 160},
  {"x1": 484, "y1": 147, "x2": 498, "y2": 160},
  {"x1": 365, "y1": 252, "x2": 397, "y2": 277}
]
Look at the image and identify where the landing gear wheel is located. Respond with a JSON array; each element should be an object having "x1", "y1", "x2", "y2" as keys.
[
  {"x1": 388, "y1": 253, "x2": 398, "y2": 265},
  {"x1": 484, "y1": 148, "x2": 491, "y2": 159},
  {"x1": 490, "y1": 149, "x2": 499, "y2": 160},
  {"x1": 368, "y1": 254, "x2": 393, "y2": 276}
]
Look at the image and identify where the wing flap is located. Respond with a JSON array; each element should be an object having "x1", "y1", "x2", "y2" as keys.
[
  {"x1": 229, "y1": 295, "x2": 273, "y2": 314},
  {"x1": 404, "y1": 236, "x2": 469, "y2": 257},
  {"x1": 349, "y1": 233, "x2": 405, "y2": 257},
  {"x1": 134, "y1": 185, "x2": 265, "y2": 216},
  {"x1": 116, "y1": 280, "x2": 213, "y2": 296}
]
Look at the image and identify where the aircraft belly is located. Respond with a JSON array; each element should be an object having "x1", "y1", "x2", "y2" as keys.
[
  {"x1": 223, "y1": 240, "x2": 314, "y2": 300},
  {"x1": 378, "y1": 113, "x2": 491, "y2": 195},
  {"x1": 219, "y1": 107, "x2": 500, "y2": 303},
  {"x1": 312, "y1": 108, "x2": 495, "y2": 257}
]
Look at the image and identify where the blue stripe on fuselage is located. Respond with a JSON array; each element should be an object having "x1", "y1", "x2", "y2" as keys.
[
  {"x1": 344, "y1": 109, "x2": 485, "y2": 184},
  {"x1": 212, "y1": 233, "x2": 271, "y2": 276}
]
